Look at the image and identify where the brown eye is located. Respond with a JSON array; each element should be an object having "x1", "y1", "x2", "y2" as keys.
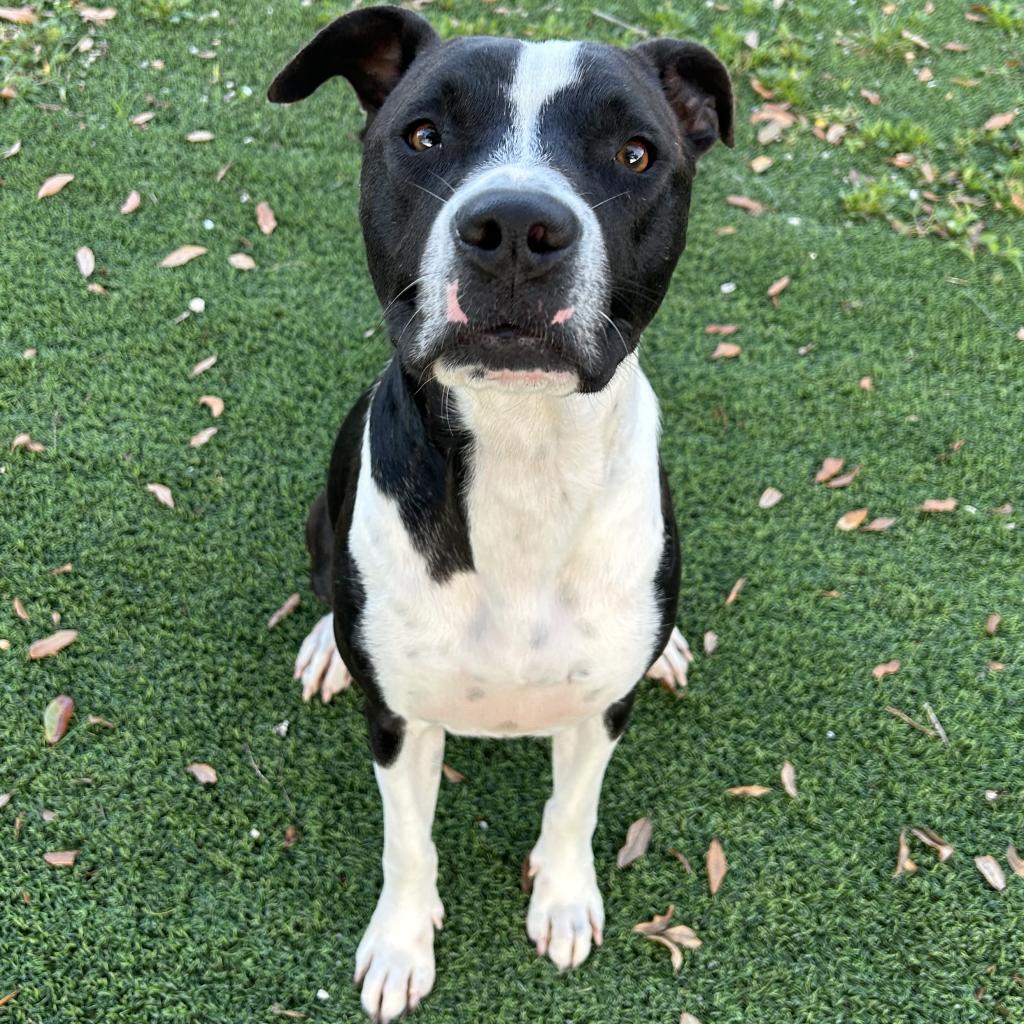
[
  {"x1": 407, "y1": 120, "x2": 441, "y2": 152},
  {"x1": 616, "y1": 138, "x2": 651, "y2": 173}
]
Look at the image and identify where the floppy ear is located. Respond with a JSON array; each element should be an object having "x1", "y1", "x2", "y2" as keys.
[
  {"x1": 267, "y1": 6, "x2": 440, "y2": 116},
  {"x1": 633, "y1": 39, "x2": 734, "y2": 156}
]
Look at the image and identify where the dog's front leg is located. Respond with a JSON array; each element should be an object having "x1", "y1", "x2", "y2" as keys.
[
  {"x1": 527, "y1": 713, "x2": 619, "y2": 971},
  {"x1": 355, "y1": 719, "x2": 445, "y2": 1023}
]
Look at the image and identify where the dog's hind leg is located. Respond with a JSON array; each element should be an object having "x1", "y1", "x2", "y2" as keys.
[{"x1": 294, "y1": 490, "x2": 352, "y2": 702}]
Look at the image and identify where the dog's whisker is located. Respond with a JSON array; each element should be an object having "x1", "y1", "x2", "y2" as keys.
[{"x1": 591, "y1": 190, "x2": 629, "y2": 210}]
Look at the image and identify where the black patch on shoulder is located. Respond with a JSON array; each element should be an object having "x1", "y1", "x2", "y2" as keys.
[{"x1": 369, "y1": 358, "x2": 474, "y2": 581}]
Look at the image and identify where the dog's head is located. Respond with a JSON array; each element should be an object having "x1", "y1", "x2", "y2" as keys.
[{"x1": 270, "y1": 7, "x2": 732, "y2": 394}]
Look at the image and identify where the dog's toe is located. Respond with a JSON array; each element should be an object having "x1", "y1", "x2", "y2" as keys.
[
  {"x1": 294, "y1": 612, "x2": 352, "y2": 702},
  {"x1": 526, "y1": 856, "x2": 604, "y2": 972},
  {"x1": 646, "y1": 626, "x2": 693, "y2": 690}
]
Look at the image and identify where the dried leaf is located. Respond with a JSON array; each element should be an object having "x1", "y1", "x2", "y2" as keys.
[
  {"x1": 860, "y1": 88, "x2": 881, "y2": 105},
  {"x1": 985, "y1": 613, "x2": 1001, "y2": 636},
  {"x1": 920, "y1": 497, "x2": 956, "y2": 513},
  {"x1": 647, "y1": 934, "x2": 683, "y2": 973},
  {"x1": 885, "y1": 706, "x2": 935, "y2": 736},
  {"x1": 859, "y1": 376, "x2": 873, "y2": 391},
  {"x1": 862, "y1": 517, "x2": 896, "y2": 532},
  {"x1": 901, "y1": 29, "x2": 930, "y2": 48},
  {"x1": 668, "y1": 848, "x2": 693, "y2": 872},
  {"x1": 726, "y1": 785, "x2": 771, "y2": 797},
  {"x1": 0, "y1": 6, "x2": 36, "y2": 24},
  {"x1": 725, "y1": 578, "x2": 746, "y2": 606},
  {"x1": 759, "y1": 486, "x2": 783, "y2": 509},
  {"x1": 749, "y1": 77, "x2": 774, "y2": 99},
  {"x1": 267, "y1": 593, "x2": 300, "y2": 630},
  {"x1": 894, "y1": 830, "x2": 918, "y2": 876},
  {"x1": 186, "y1": 130, "x2": 214, "y2": 143},
  {"x1": 975, "y1": 855, "x2": 1006, "y2": 891},
  {"x1": 836, "y1": 508, "x2": 869, "y2": 531},
  {"x1": 216, "y1": 161, "x2": 232, "y2": 182},
  {"x1": 872, "y1": 660, "x2": 901, "y2": 679},
  {"x1": 43, "y1": 850, "x2": 78, "y2": 867},
  {"x1": 815, "y1": 457, "x2": 844, "y2": 483},
  {"x1": 190, "y1": 354, "x2": 217, "y2": 377},
  {"x1": 130, "y1": 111, "x2": 155, "y2": 126},
  {"x1": 442, "y1": 763, "x2": 465, "y2": 783},
  {"x1": 703, "y1": 630, "x2": 718, "y2": 655},
  {"x1": 120, "y1": 190, "x2": 140, "y2": 214},
  {"x1": 633, "y1": 904, "x2": 675, "y2": 936},
  {"x1": 826, "y1": 466, "x2": 860, "y2": 489},
  {"x1": 37, "y1": 173, "x2": 74, "y2": 199},
  {"x1": 29, "y1": 631, "x2": 78, "y2": 661},
  {"x1": 781, "y1": 760, "x2": 797, "y2": 798},
  {"x1": 87, "y1": 714, "x2": 114, "y2": 729},
  {"x1": 75, "y1": 246, "x2": 95, "y2": 278},
  {"x1": 916, "y1": 67, "x2": 934, "y2": 83},
  {"x1": 911, "y1": 827, "x2": 954, "y2": 862},
  {"x1": 680, "y1": 1015, "x2": 703, "y2": 1024},
  {"x1": 160, "y1": 244, "x2": 207, "y2": 268},
  {"x1": 13, "y1": 597, "x2": 28, "y2": 621},
  {"x1": 767, "y1": 275, "x2": 791, "y2": 301},
  {"x1": 0, "y1": 793, "x2": 9, "y2": 808},
  {"x1": 284, "y1": 825, "x2": 299, "y2": 849},
  {"x1": 270, "y1": 1005, "x2": 305, "y2": 1020},
  {"x1": 1007, "y1": 845, "x2": 1024, "y2": 877},
  {"x1": 256, "y1": 201, "x2": 277, "y2": 235},
  {"x1": 711, "y1": 342, "x2": 741, "y2": 359},
  {"x1": 186, "y1": 762, "x2": 217, "y2": 785},
  {"x1": 993, "y1": 502, "x2": 1014, "y2": 515},
  {"x1": 983, "y1": 111, "x2": 1015, "y2": 132},
  {"x1": 79, "y1": 6, "x2": 117, "y2": 23},
  {"x1": 706, "y1": 838, "x2": 727, "y2": 895},
  {"x1": 943, "y1": 41, "x2": 969, "y2": 52},
  {"x1": 825, "y1": 122, "x2": 847, "y2": 145},
  {"x1": 44, "y1": 695, "x2": 75, "y2": 743},
  {"x1": 662, "y1": 924, "x2": 702, "y2": 950},
  {"x1": 617, "y1": 816, "x2": 653, "y2": 868},
  {"x1": 228, "y1": 252, "x2": 256, "y2": 271},
  {"x1": 50, "y1": 563, "x2": 73, "y2": 575},
  {"x1": 2, "y1": 139, "x2": 21, "y2": 158},
  {"x1": 750, "y1": 155, "x2": 773, "y2": 174},
  {"x1": 705, "y1": 323, "x2": 738, "y2": 335},
  {"x1": 143, "y1": 483, "x2": 174, "y2": 509},
  {"x1": 726, "y1": 194, "x2": 764, "y2": 216},
  {"x1": 199, "y1": 395, "x2": 224, "y2": 417},
  {"x1": 189, "y1": 426, "x2": 217, "y2": 448}
]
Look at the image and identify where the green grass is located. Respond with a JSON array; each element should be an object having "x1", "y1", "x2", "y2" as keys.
[{"x1": 2, "y1": 2, "x2": 1022, "y2": 1022}]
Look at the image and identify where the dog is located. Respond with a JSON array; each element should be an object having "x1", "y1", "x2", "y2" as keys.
[{"x1": 269, "y1": 7, "x2": 732, "y2": 1020}]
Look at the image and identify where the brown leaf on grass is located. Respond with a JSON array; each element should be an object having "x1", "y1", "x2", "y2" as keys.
[
  {"x1": 985, "y1": 614, "x2": 1001, "y2": 636},
  {"x1": 920, "y1": 497, "x2": 957, "y2": 513},
  {"x1": 825, "y1": 123, "x2": 847, "y2": 145},
  {"x1": 860, "y1": 88, "x2": 881, "y2": 105},
  {"x1": 703, "y1": 631, "x2": 718, "y2": 655},
  {"x1": 43, "y1": 850, "x2": 78, "y2": 867},
  {"x1": 633, "y1": 905, "x2": 675, "y2": 936},
  {"x1": 916, "y1": 67, "x2": 934, "y2": 83},
  {"x1": 283, "y1": 825, "x2": 299, "y2": 849},
  {"x1": 228, "y1": 252, "x2": 256, "y2": 270},
  {"x1": 442, "y1": 763, "x2": 465, "y2": 784},
  {"x1": 145, "y1": 483, "x2": 174, "y2": 508},
  {"x1": 44, "y1": 694, "x2": 74, "y2": 743},
  {"x1": 680, "y1": 1015, "x2": 703, "y2": 1024},
  {"x1": 617, "y1": 816, "x2": 653, "y2": 868},
  {"x1": 270, "y1": 1005, "x2": 306, "y2": 1020},
  {"x1": 0, "y1": 639, "x2": 10, "y2": 651},
  {"x1": 705, "y1": 323, "x2": 738, "y2": 335},
  {"x1": 759, "y1": 486, "x2": 783, "y2": 509},
  {"x1": 711, "y1": 342, "x2": 741, "y2": 359},
  {"x1": 707, "y1": 838, "x2": 727, "y2": 895},
  {"x1": 1007, "y1": 845, "x2": 1024, "y2": 877},
  {"x1": 0, "y1": 6, "x2": 36, "y2": 24},
  {"x1": 983, "y1": 111, "x2": 1015, "y2": 132},
  {"x1": 894, "y1": 830, "x2": 918, "y2": 876},
  {"x1": 826, "y1": 466, "x2": 861, "y2": 489},
  {"x1": 12, "y1": 432, "x2": 45, "y2": 452},
  {"x1": 726, "y1": 194, "x2": 765, "y2": 215},
  {"x1": 750, "y1": 155, "x2": 773, "y2": 174},
  {"x1": 2, "y1": 139, "x2": 21, "y2": 159},
  {"x1": 662, "y1": 924, "x2": 702, "y2": 950},
  {"x1": 872, "y1": 660, "x2": 901, "y2": 680},
  {"x1": 120, "y1": 190, "x2": 140, "y2": 214},
  {"x1": 886, "y1": 706, "x2": 935, "y2": 736},
  {"x1": 725, "y1": 578, "x2": 746, "y2": 606},
  {"x1": 859, "y1": 376, "x2": 873, "y2": 391},
  {"x1": 993, "y1": 502, "x2": 1014, "y2": 515},
  {"x1": 256, "y1": 201, "x2": 277, "y2": 235},
  {"x1": 186, "y1": 130, "x2": 214, "y2": 143},
  {"x1": 749, "y1": 77, "x2": 774, "y2": 99},
  {"x1": 50, "y1": 563, "x2": 72, "y2": 575},
  {"x1": 0, "y1": 85, "x2": 17, "y2": 100},
  {"x1": 911, "y1": 827, "x2": 954, "y2": 862},
  {"x1": 975, "y1": 855, "x2": 1006, "y2": 891},
  {"x1": 216, "y1": 162, "x2": 232, "y2": 182},
  {"x1": 862, "y1": 517, "x2": 896, "y2": 532},
  {"x1": 267, "y1": 593, "x2": 300, "y2": 630},
  {"x1": 836, "y1": 508, "x2": 868, "y2": 531},
  {"x1": 190, "y1": 426, "x2": 217, "y2": 448},
  {"x1": 87, "y1": 714, "x2": 115, "y2": 729},
  {"x1": 13, "y1": 597, "x2": 28, "y2": 621},
  {"x1": 901, "y1": 29, "x2": 930, "y2": 48},
  {"x1": 160, "y1": 244, "x2": 207, "y2": 268},
  {"x1": 37, "y1": 173, "x2": 74, "y2": 199},
  {"x1": 727, "y1": 785, "x2": 771, "y2": 797},
  {"x1": 668, "y1": 848, "x2": 693, "y2": 872},
  {"x1": 0, "y1": 793, "x2": 10, "y2": 808},
  {"x1": 190, "y1": 354, "x2": 217, "y2": 377},
  {"x1": 199, "y1": 395, "x2": 224, "y2": 417},
  {"x1": 781, "y1": 760, "x2": 798, "y2": 798},
  {"x1": 648, "y1": 934, "x2": 683, "y2": 973},
  {"x1": 29, "y1": 631, "x2": 78, "y2": 661},
  {"x1": 815, "y1": 457, "x2": 844, "y2": 483},
  {"x1": 767, "y1": 275, "x2": 791, "y2": 303},
  {"x1": 943, "y1": 41, "x2": 969, "y2": 51},
  {"x1": 87, "y1": 283, "x2": 107, "y2": 295},
  {"x1": 130, "y1": 111, "x2": 155, "y2": 126},
  {"x1": 75, "y1": 246, "x2": 95, "y2": 278},
  {"x1": 79, "y1": 6, "x2": 117, "y2": 23},
  {"x1": 186, "y1": 762, "x2": 217, "y2": 785},
  {"x1": 987, "y1": 661, "x2": 1005, "y2": 672}
]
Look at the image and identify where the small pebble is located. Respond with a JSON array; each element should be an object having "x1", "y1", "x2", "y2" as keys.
[
  {"x1": 273, "y1": 719, "x2": 289, "y2": 738},
  {"x1": 202, "y1": 218, "x2": 215, "y2": 230},
  {"x1": 720, "y1": 282, "x2": 737, "y2": 294},
  {"x1": 189, "y1": 297, "x2": 206, "y2": 314},
  {"x1": 316, "y1": 989, "x2": 330, "y2": 1002},
  {"x1": 249, "y1": 828, "x2": 260, "y2": 840}
]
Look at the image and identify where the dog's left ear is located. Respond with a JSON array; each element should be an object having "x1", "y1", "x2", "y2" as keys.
[
  {"x1": 632, "y1": 39, "x2": 734, "y2": 156},
  {"x1": 268, "y1": 7, "x2": 440, "y2": 116}
]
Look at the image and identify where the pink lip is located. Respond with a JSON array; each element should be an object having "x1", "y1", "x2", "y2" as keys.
[
  {"x1": 446, "y1": 279, "x2": 469, "y2": 324},
  {"x1": 551, "y1": 306, "x2": 575, "y2": 325}
]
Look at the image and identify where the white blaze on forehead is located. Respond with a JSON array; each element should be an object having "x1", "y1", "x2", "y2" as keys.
[{"x1": 507, "y1": 40, "x2": 582, "y2": 160}]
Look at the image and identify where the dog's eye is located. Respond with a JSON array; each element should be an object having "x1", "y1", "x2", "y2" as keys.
[
  {"x1": 407, "y1": 120, "x2": 441, "y2": 152},
  {"x1": 616, "y1": 138, "x2": 652, "y2": 173}
]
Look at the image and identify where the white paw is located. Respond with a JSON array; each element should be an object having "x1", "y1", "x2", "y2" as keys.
[
  {"x1": 354, "y1": 893, "x2": 444, "y2": 1023},
  {"x1": 293, "y1": 612, "x2": 352, "y2": 703},
  {"x1": 645, "y1": 626, "x2": 693, "y2": 691},
  {"x1": 526, "y1": 851, "x2": 604, "y2": 971}
]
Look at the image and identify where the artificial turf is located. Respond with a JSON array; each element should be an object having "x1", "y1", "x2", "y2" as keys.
[{"x1": 1, "y1": 1, "x2": 1022, "y2": 1022}]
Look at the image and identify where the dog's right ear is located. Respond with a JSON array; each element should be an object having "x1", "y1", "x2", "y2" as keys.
[{"x1": 267, "y1": 6, "x2": 440, "y2": 117}]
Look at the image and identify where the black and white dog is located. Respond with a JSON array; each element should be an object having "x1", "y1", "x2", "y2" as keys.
[{"x1": 269, "y1": 7, "x2": 732, "y2": 1020}]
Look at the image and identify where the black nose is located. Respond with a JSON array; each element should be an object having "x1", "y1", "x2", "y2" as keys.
[{"x1": 454, "y1": 189, "x2": 580, "y2": 279}]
